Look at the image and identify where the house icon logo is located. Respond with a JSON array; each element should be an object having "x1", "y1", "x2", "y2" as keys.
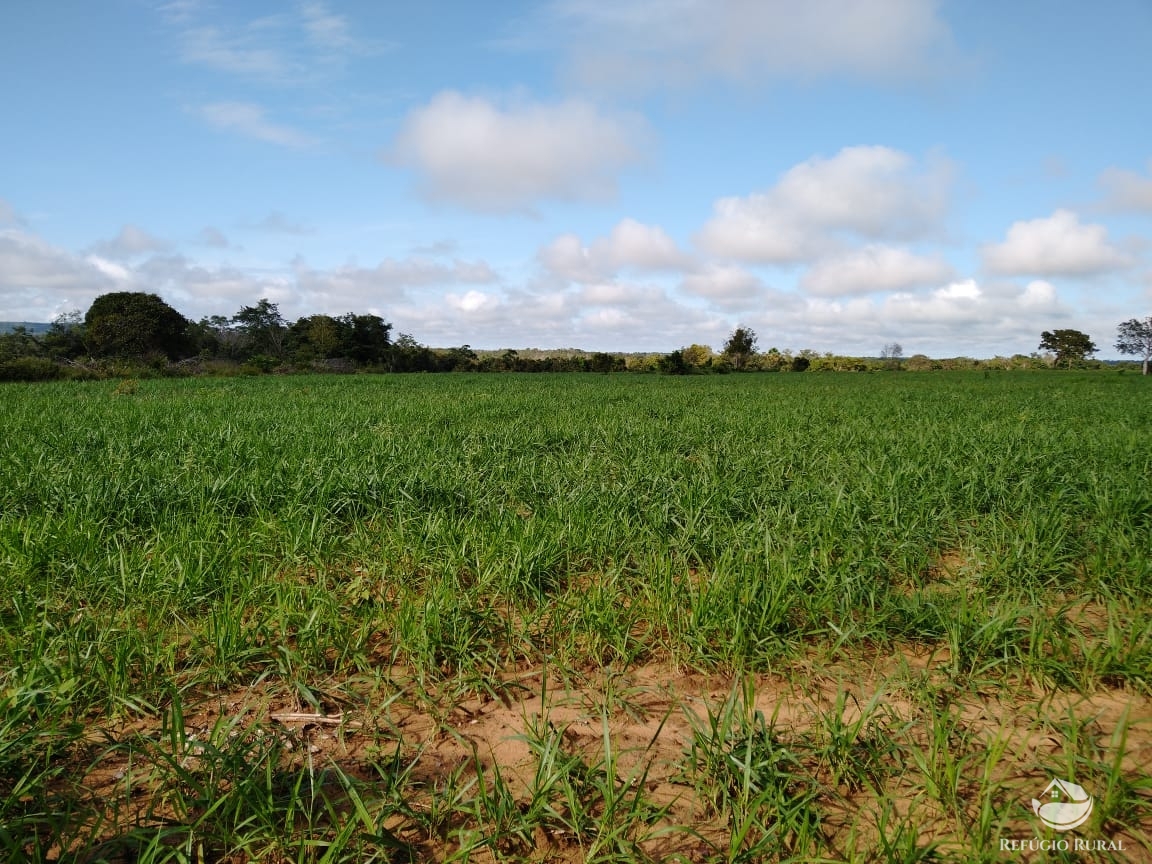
[{"x1": 1032, "y1": 778, "x2": 1094, "y2": 831}]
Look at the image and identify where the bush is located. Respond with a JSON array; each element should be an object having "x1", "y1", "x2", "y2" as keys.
[{"x1": 0, "y1": 357, "x2": 62, "y2": 382}]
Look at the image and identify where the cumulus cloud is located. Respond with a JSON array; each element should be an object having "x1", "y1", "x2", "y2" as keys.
[
  {"x1": 539, "y1": 218, "x2": 690, "y2": 282},
  {"x1": 292, "y1": 256, "x2": 499, "y2": 314},
  {"x1": 198, "y1": 102, "x2": 318, "y2": 148},
  {"x1": 387, "y1": 92, "x2": 649, "y2": 213},
  {"x1": 778, "y1": 276, "x2": 1072, "y2": 355},
  {"x1": 680, "y1": 265, "x2": 766, "y2": 308},
  {"x1": 0, "y1": 214, "x2": 504, "y2": 324},
  {"x1": 396, "y1": 279, "x2": 729, "y2": 350},
  {"x1": 535, "y1": 0, "x2": 956, "y2": 93},
  {"x1": 697, "y1": 146, "x2": 953, "y2": 263},
  {"x1": 0, "y1": 230, "x2": 118, "y2": 320},
  {"x1": 1099, "y1": 162, "x2": 1152, "y2": 214},
  {"x1": 136, "y1": 255, "x2": 292, "y2": 312},
  {"x1": 801, "y1": 245, "x2": 953, "y2": 296},
  {"x1": 981, "y1": 209, "x2": 1131, "y2": 276},
  {"x1": 89, "y1": 224, "x2": 168, "y2": 259},
  {"x1": 135, "y1": 253, "x2": 498, "y2": 321}
]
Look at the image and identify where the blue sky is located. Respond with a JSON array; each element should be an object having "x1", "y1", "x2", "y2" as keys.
[{"x1": 2, "y1": 0, "x2": 1150, "y2": 356}]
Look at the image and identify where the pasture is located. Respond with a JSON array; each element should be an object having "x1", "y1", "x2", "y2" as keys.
[{"x1": 2, "y1": 371, "x2": 1150, "y2": 861}]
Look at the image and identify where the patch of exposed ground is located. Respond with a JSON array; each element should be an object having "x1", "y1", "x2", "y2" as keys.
[{"x1": 53, "y1": 647, "x2": 1152, "y2": 862}]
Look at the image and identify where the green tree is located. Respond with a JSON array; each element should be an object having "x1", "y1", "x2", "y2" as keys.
[
  {"x1": 658, "y1": 349, "x2": 690, "y2": 375},
  {"x1": 1038, "y1": 329, "x2": 1097, "y2": 368},
  {"x1": 84, "y1": 292, "x2": 191, "y2": 359},
  {"x1": 589, "y1": 352, "x2": 623, "y2": 373},
  {"x1": 338, "y1": 313, "x2": 392, "y2": 365},
  {"x1": 1115, "y1": 317, "x2": 1152, "y2": 376},
  {"x1": 0, "y1": 326, "x2": 45, "y2": 362},
  {"x1": 681, "y1": 343, "x2": 713, "y2": 368},
  {"x1": 233, "y1": 299, "x2": 287, "y2": 360},
  {"x1": 723, "y1": 326, "x2": 758, "y2": 370},
  {"x1": 39, "y1": 311, "x2": 86, "y2": 359},
  {"x1": 445, "y1": 344, "x2": 477, "y2": 371},
  {"x1": 389, "y1": 333, "x2": 433, "y2": 372},
  {"x1": 287, "y1": 315, "x2": 343, "y2": 361}
]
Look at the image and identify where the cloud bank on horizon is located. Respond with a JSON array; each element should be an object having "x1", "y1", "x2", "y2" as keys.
[{"x1": 1, "y1": 0, "x2": 1150, "y2": 356}]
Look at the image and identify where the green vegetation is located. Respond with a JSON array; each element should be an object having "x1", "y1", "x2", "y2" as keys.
[
  {"x1": 5, "y1": 292, "x2": 1149, "y2": 381},
  {"x1": 1115, "y1": 316, "x2": 1152, "y2": 376},
  {"x1": 1039, "y1": 329, "x2": 1098, "y2": 369},
  {"x1": 1, "y1": 372, "x2": 1150, "y2": 861}
]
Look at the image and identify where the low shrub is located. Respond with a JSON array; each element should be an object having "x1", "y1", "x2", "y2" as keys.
[{"x1": 0, "y1": 357, "x2": 62, "y2": 382}]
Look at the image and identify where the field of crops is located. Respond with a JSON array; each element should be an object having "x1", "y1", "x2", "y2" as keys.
[{"x1": 2, "y1": 371, "x2": 1150, "y2": 862}]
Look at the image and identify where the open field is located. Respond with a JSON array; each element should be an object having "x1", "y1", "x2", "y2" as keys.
[{"x1": 2, "y1": 372, "x2": 1151, "y2": 862}]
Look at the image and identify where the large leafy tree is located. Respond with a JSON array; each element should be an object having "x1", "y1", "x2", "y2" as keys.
[
  {"x1": 233, "y1": 298, "x2": 287, "y2": 360},
  {"x1": 85, "y1": 292, "x2": 191, "y2": 359},
  {"x1": 1115, "y1": 317, "x2": 1152, "y2": 376},
  {"x1": 1039, "y1": 329, "x2": 1097, "y2": 368},
  {"x1": 288, "y1": 315, "x2": 344, "y2": 360},
  {"x1": 723, "y1": 326, "x2": 758, "y2": 370},
  {"x1": 42, "y1": 311, "x2": 86, "y2": 359},
  {"x1": 338, "y1": 313, "x2": 391, "y2": 364}
]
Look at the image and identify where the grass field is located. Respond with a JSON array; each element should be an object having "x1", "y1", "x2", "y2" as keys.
[{"x1": 2, "y1": 372, "x2": 1150, "y2": 862}]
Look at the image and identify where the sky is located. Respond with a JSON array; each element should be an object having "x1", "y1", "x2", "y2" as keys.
[{"x1": 1, "y1": 0, "x2": 1150, "y2": 357}]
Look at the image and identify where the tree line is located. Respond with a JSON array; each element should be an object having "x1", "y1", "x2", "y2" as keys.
[{"x1": 2, "y1": 291, "x2": 1150, "y2": 380}]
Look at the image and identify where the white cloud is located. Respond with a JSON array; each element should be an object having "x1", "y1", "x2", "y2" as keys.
[
  {"x1": 137, "y1": 255, "x2": 291, "y2": 313},
  {"x1": 85, "y1": 255, "x2": 134, "y2": 282},
  {"x1": 766, "y1": 276, "x2": 1074, "y2": 355},
  {"x1": 1019, "y1": 279, "x2": 1058, "y2": 309},
  {"x1": 681, "y1": 265, "x2": 766, "y2": 307},
  {"x1": 181, "y1": 26, "x2": 290, "y2": 78},
  {"x1": 300, "y1": 1, "x2": 354, "y2": 50},
  {"x1": 697, "y1": 146, "x2": 952, "y2": 262},
  {"x1": 875, "y1": 278, "x2": 1068, "y2": 329},
  {"x1": 1099, "y1": 162, "x2": 1152, "y2": 213},
  {"x1": 602, "y1": 219, "x2": 688, "y2": 270},
  {"x1": 447, "y1": 289, "x2": 500, "y2": 313},
  {"x1": 293, "y1": 256, "x2": 499, "y2": 314},
  {"x1": 198, "y1": 102, "x2": 318, "y2": 148},
  {"x1": 170, "y1": 3, "x2": 386, "y2": 84},
  {"x1": 396, "y1": 279, "x2": 729, "y2": 351},
  {"x1": 539, "y1": 218, "x2": 689, "y2": 282},
  {"x1": 982, "y1": 209, "x2": 1131, "y2": 276},
  {"x1": 538, "y1": 234, "x2": 597, "y2": 282},
  {"x1": 0, "y1": 215, "x2": 504, "y2": 324},
  {"x1": 537, "y1": 0, "x2": 955, "y2": 93},
  {"x1": 801, "y1": 245, "x2": 953, "y2": 296},
  {"x1": 0, "y1": 230, "x2": 117, "y2": 320},
  {"x1": 90, "y1": 224, "x2": 168, "y2": 259},
  {"x1": 388, "y1": 91, "x2": 649, "y2": 213}
]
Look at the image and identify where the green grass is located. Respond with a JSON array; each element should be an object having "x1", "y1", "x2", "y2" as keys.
[{"x1": 1, "y1": 371, "x2": 1150, "y2": 860}]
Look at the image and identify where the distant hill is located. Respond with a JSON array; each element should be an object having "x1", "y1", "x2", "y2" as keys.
[{"x1": 0, "y1": 321, "x2": 52, "y2": 334}]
